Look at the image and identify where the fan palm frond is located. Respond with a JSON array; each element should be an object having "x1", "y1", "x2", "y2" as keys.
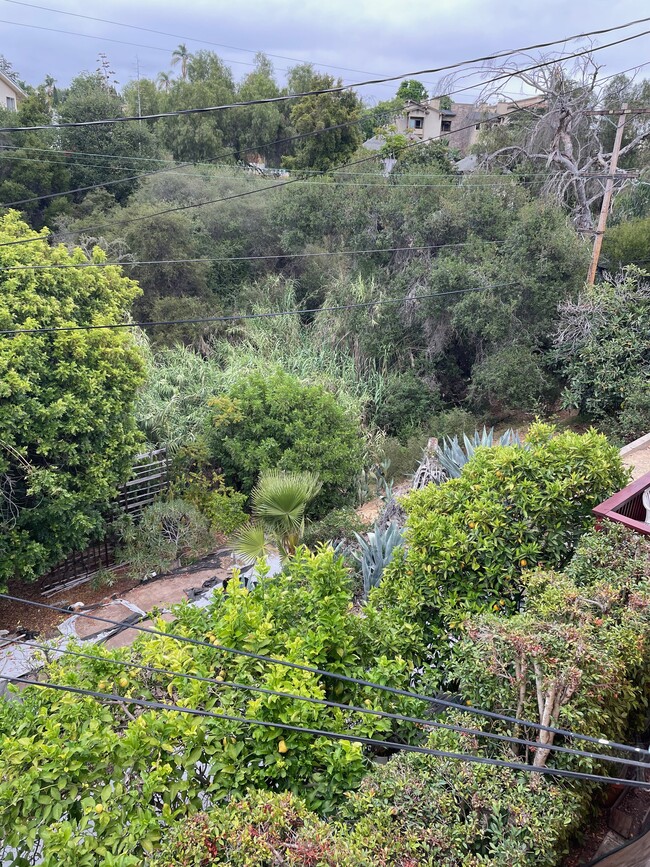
[
  {"x1": 232, "y1": 523, "x2": 269, "y2": 565},
  {"x1": 251, "y1": 470, "x2": 322, "y2": 534}
]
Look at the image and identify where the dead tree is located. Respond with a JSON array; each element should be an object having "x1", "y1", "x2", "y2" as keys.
[{"x1": 454, "y1": 53, "x2": 650, "y2": 232}]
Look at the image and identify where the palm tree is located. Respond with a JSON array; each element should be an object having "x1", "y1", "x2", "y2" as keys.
[
  {"x1": 171, "y1": 44, "x2": 191, "y2": 81},
  {"x1": 233, "y1": 470, "x2": 322, "y2": 564},
  {"x1": 156, "y1": 71, "x2": 173, "y2": 93}
]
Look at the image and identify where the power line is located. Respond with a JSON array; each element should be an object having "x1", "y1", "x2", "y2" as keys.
[
  {"x1": 3, "y1": 21, "x2": 650, "y2": 133},
  {"x1": 2, "y1": 592, "x2": 647, "y2": 758},
  {"x1": 10, "y1": 677, "x2": 650, "y2": 789},
  {"x1": 14, "y1": 636, "x2": 649, "y2": 772},
  {"x1": 0, "y1": 283, "x2": 517, "y2": 336},
  {"x1": 0, "y1": 241, "x2": 503, "y2": 272},
  {"x1": 0, "y1": 0, "x2": 400, "y2": 81}
]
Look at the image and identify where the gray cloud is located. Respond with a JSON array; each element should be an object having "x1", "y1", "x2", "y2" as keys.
[{"x1": 3, "y1": 0, "x2": 649, "y2": 101}]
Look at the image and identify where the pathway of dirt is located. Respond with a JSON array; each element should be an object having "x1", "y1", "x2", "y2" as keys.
[{"x1": 621, "y1": 433, "x2": 650, "y2": 482}]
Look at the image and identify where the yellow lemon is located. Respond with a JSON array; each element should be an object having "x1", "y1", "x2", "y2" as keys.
[
  {"x1": 94, "y1": 804, "x2": 104, "y2": 814},
  {"x1": 520, "y1": 559, "x2": 527, "y2": 567},
  {"x1": 119, "y1": 677, "x2": 129, "y2": 688},
  {"x1": 278, "y1": 739, "x2": 288, "y2": 754}
]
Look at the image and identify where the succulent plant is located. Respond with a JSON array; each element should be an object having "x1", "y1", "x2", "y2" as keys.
[
  {"x1": 352, "y1": 521, "x2": 404, "y2": 599},
  {"x1": 435, "y1": 427, "x2": 521, "y2": 479}
]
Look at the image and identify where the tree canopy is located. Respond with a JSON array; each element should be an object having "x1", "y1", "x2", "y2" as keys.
[{"x1": 0, "y1": 211, "x2": 146, "y2": 587}]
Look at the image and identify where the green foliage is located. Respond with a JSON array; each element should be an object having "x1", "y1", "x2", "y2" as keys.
[
  {"x1": 282, "y1": 68, "x2": 362, "y2": 171},
  {"x1": 366, "y1": 424, "x2": 628, "y2": 656},
  {"x1": 601, "y1": 375, "x2": 650, "y2": 444},
  {"x1": 150, "y1": 730, "x2": 584, "y2": 867},
  {"x1": 233, "y1": 470, "x2": 322, "y2": 562},
  {"x1": 377, "y1": 433, "x2": 429, "y2": 481},
  {"x1": 555, "y1": 269, "x2": 650, "y2": 428},
  {"x1": 59, "y1": 72, "x2": 159, "y2": 201},
  {"x1": 468, "y1": 344, "x2": 552, "y2": 413},
  {"x1": 0, "y1": 547, "x2": 417, "y2": 864},
  {"x1": 451, "y1": 525, "x2": 650, "y2": 750},
  {"x1": 370, "y1": 371, "x2": 441, "y2": 439},
  {"x1": 429, "y1": 408, "x2": 479, "y2": 441},
  {"x1": 118, "y1": 499, "x2": 214, "y2": 575},
  {"x1": 396, "y1": 80, "x2": 428, "y2": 103},
  {"x1": 175, "y1": 469, "x2": 248, "y2": 535},
  {"x1": 206, "y1": 370, "x2": 364, "y2": 516},
  {"x1": 301, "y1": 507, "x2": 370, "y2": 548},
  {"x1": 352, "y1": 522, "x2": 404, "y2": 599},
  {"x1": 0, "y1": 211, "x2": 146, "y2": 588},
  {"x1": 602, "y1": 216, "x2": 650, "y2": 268}
]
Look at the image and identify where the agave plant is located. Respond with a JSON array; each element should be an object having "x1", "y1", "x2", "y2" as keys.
[
  {"x1": 435, "y1": 427, "x2": 521, "y2": 479},
  {"x1": 233, "y1": 469, "x2": 322, "y2": 564},
  {"x1": 352, "y1": 521, "x2": 404, "y2": 599}
]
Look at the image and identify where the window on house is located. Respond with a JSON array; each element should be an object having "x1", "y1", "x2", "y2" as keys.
[
  {"x1": 407, "y1": 116, "x2": 424, "y2": 129},
  {"x1": 441, "y1": 120, "x2": 452, "y2": 132},
  {"x1": 6, "y1": 96, "x2": 16, "y2": 111}
]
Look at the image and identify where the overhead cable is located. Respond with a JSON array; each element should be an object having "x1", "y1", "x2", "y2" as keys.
[
  {"x1": 13, "y1": 636, "x2": 650, "y2": 772},
  {"x1": 10, "y1": 677, "x2": 650, "y2": 789},
  {"x1": 2, "y1": 592, "x2": 647, "y2": 758},
  {"x1": 2, "y1": 22, "x2": 650, "y2": 132},
  {"x1": 0, "y1": 283, "x2": 517, "y2": 336}
]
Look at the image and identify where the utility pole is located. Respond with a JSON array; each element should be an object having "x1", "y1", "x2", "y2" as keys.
[
  {"x1": 587, "y1": 103, "x2": 628, "y2": 285},
  {"x1": 136, "y1": 56, "x2": 142, "y2": 155}
]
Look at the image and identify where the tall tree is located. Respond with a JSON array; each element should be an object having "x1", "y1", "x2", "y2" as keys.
[
  {"x1": 0, "y1": 92, "x2": 71, "y2": 228},
  {"x1": 59, "y1": 73, "x2": 159, "y2": 203},
  {"x1": 396, "y1": 79, "x2": 428, "y2": 103},
  {"x1": 282, "y1": 66, "x2": 363, "y2": 171},
  {"x1": 171, "y1": 43, "x2": 192, "y2": 81},
  {"x1": 0, "y1": 211, "x2": 146, "y2": 587}
]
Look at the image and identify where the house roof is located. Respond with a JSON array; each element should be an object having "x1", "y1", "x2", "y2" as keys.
[{"x1": 0, "y1": 71, "x2": 27, "y2": 98}]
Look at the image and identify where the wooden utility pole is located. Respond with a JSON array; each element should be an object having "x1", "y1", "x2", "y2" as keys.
[{"x1": 587, "y1": 104, "x2": 628, "y2": 285}]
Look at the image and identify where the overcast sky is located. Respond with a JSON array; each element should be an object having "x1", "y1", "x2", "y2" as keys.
[{"x1": 2, "y1": 0, "x2": 649, "y2": 102}]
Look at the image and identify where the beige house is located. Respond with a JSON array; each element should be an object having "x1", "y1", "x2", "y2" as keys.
[
  {"x1": 0, "y1": 71, "x2": 26, "y2": 111},
  {"x1": 394, "y1": 96, "x2": 544, "y2": 154}
]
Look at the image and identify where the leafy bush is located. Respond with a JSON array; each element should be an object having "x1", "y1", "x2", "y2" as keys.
[
  {"x1": 0, "y1": 547, "x2": 418, "y2": 865},
  {"x1": 429, "y1": 407, "x2": 479, "y2": 441},
  {"x1": 450, "y1": 524, "x2": 650, "y2": 758},
  {"x1": 149, "y1": 730, "x2": 585, "y2": 867},
  {"x1": 206, "y1": 370, "x2": 364, "y2": 516},
  {"x1": 365, "y1": 424, "x2": 629, "y2": 658},
  {"x1": 601, "y1": 375, "x2": 650, "y2": 445},
  {"x1": 176, "y1": 469, "x2": 248, "y2": 535},
  {"x1": 118, "y1": 499, "x2": 214, "y2": 574},
  {"x1": 0, "y1": 211, "x2": 146, "y2": 588},
  {"x1": 469, "y1": 344, "x2": 552, "y2": 413},
  {"x1": 301, "y1": 507, "x2": 370, "y2": 548},
  {"x1": 555, "y1": 269, "x2": 650, "y2": 426},
  {"x1": 370, "y1": 372, "x2": 441, "y2": 440}
]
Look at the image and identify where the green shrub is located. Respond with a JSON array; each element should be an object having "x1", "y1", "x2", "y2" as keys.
[
  {"x1": 205, "y1": 370, "x2": 364, "y2": 516},
  {"x1": 450, "y1": 525, "x2": 650, "y2": 754},
  {"x1": 149, "y1": 791, "x2": 363, "y2": 866},
  {"x1": 601, "y1": 375, "x2": 650, "y2": 445},
  {"x1": 370, "y1": 372, "x2": 441, "y2": 440},
  {"x1": 302, "y1": 507, "x2": 370, "y2": 548},
  {"x1": 469, "y1": 344, "x2": 552, "y2": 413},
  {"x1": 176, "y1": 469, "x2": 248, "y2": 535},
  {"x1": 429, "y1": 407, "x2": 479, "y2": 441},
  {"x1": 555, "y1": 270, "x2": 650, "y2": 426},
  {"x1": 377, "y1": 433, "x2": 429, "y2": 481},
  {"x1": 0, "y1": 547, "x2": 418, "y2": 865},
  {"x1": 118, "y1": 498, "x2": 214, "y2": 575},
  {"x1": 364, "y1": 424, "x2": 629, "y2": 658}
]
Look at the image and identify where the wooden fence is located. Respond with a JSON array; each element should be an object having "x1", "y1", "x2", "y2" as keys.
[{"x1": 40, "y1": 448, "x2": 169, "y2": 596}]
